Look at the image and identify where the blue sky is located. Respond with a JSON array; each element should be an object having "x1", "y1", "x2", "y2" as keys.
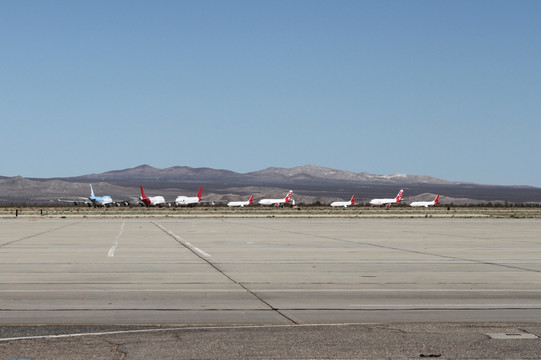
[{"x1": 2, "y1": 1, "x2": 540, "y2": 186}]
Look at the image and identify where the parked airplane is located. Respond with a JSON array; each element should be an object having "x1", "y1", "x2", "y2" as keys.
[
  {"x1": 139, "y1": 184, "x2": 166, "y2": 206},
  {"x1": 410, "y1": 194, "x2": 440, "y2": 207},
  {"x1": 87, "y1": 184, "x2": 115, "y2": 207},
  {"x1": 227, "y1": 195, "x2": 254, "y2": 207},
  {"x1": 369, "y1": 189, "x2": 404, "y2": 207},
  {"x1": 58, "y1": 184, "x2": 117, "y2": 207},
  {"x1": 258, "y1": 190, "x2": 294, "y2": 207},
  {"x1": 174, "y1": 186, "x2": 203, "y2": 206},
  {"x1": 330, "y1": 195, "x2": 355, "y2": 208}
]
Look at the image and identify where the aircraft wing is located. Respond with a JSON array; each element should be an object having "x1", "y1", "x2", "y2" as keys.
[{"x1": 57, "y1": 198, "x2": 91, "y2": 206}]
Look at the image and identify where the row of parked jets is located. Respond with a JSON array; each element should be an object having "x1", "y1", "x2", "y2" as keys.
[
  {"x1": 332, "y1": 190, "x2": 440, "y2": 208},
  {"x1": 71, "y1": 185, "x2": 439, "y2": 208}
]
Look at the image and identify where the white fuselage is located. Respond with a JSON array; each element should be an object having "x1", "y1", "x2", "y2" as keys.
[
  {"x1": 174, "y1": 196, "x2": 199, "y2": 206},
  {"x1": 227, "y1": 195, "x2": 254, "y2": 207},
  {"x1": 227, "y1": 200, "x2": 250, "y2": 207},
  {"x1": 330, "y1": 195, "x2": 354, "y2": 208},
  {"x1": 259, "y1": 190, "x2": 293, "y2": 206},
  {"x1": 370, "y1": 190, "x2": 403, "y2": 207},
  {"x1": 410, "y1": 200, "x2": 435, "y2": 207},
  {"x1": 258, "y1": 198, "x2": 287, "y2": 206},
  {"x1": 330, "y1": 201, "x2": 352, "y2": 208},
  {"x1": 142, "y1": 196, "x2": 166, "y2": 206},
  {"x1": 369, "y1": 198, "x2": 397, "y2": 206},
  {"x1": 411, "y1": 195, "x2": 439, "y2": 207}
]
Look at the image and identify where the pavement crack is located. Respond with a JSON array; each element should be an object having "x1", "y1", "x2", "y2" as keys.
[
  {"x1": 114, "y1": 343, "x2": 127, "y2": 360},
  {"x1": 0, "y1": 221, "x2": 82, "y2": 247},
  {"x1": 235, "y1": 221, "x2": 541, "y2": 274},
  {"x1": 152, "y1": 221, "x2": 298, "y2": 325}
]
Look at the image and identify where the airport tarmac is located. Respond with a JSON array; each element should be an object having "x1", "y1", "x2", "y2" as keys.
[{"x1": 0, "y1": 217, "x2": 540, "y2": 358}]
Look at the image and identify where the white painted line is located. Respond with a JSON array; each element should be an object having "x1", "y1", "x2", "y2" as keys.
[
  {"x1": 0, "y1": 322, "x2": 379, "y2": 343},
  {"x1": 1, "y1": 289, "x2": 541, "y2": 293},
  {"x1": 485, "y1": 332, "x2": 538, "y2": 339},
  {"x1": 107, "y1": 222, "x2": 125, "y2": 257},
  {"x1": 0, "y1": 289, "x2": 247, "y2": 293},
  {"x1": 0, "y1": 327, "x2": 188, "y2": 342},
  {"x1": 153, "y1": 222, "x2": 211, "y2": 258},
  {"x1": 191, "y1": 246, "x2": 211, "y2": 258},
  {"x1": 253, "y1": 289, "x2": 541, "y2": 293},
  {"x1": 349, "y1": 304, "x2": 541, "y2": 308}
]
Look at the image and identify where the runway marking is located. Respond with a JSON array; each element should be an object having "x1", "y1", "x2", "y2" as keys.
[
  {"x1": 485, "y1": 332, "x2": 538, "y2": 339},
  {"x1": 185, "y1": 241, "x2": 211, "y2": 258},
  {"x1": 0, "y1": 289, "x2": 540, "y2": 293},
  {"x1": 152, "y1": 222, "x2": 211, "y2": 258},
  {"x1": 252, "y1": 289, "x2": 541, "y2": 293},
  {"x1": 107, "y1": 222, "x2": 125, "y2": 257},
  {"x1": 0, "y1": 289, "x2": 248, "y2": 293},
  {"x1": 348, "y1": 304, "x2": 541, "y2": 309},
  {"x1": 0, "y1": 323, "x2": 378, "y2": 343}
]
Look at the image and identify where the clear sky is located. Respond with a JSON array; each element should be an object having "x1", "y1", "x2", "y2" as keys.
[{"x1": 2, "y1": 1, "x2": 540, "y2": 186}]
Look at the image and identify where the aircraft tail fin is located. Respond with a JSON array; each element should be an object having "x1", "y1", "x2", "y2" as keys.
[
  {"x1": 140, "y1": 184, "x2": 148, "y2": 199},
  {"x1": 396, "y1": 189, "x2": 404, "y2": 203},
  {"x1": 284, "y1": 190, "x2": 293, "y2": 203},
  {"x1": 197, "y1": 186, "x2": 203, "y2": 200},
  {"x1": 434, "y1": 195, "x2": 440, "y2": 205},
  {"x1": 89, "y1": 184, "x2": 95, "y2": 197},
  {"x1": 248, "y1": 195, "x2": 254, "y2": 205},
  {"x1": 351, "y1": 195, "x2": 355, "y2": 205}
]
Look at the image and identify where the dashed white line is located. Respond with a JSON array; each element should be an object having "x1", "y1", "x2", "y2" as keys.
[
  {"x1": 108, "y1": 222, "x2": 125, "y2": 257},
  {"x1": 190, "y1": 245, "x2": 211, "y2": 258},
  {"x1": 153, "y1": 222, "x2": 211, "y2": 258}
]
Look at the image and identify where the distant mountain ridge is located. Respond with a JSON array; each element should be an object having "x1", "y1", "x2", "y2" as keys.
[
  {"x1": 68, "y1": 164, "x2": 456, "y2": 186},
  {"x1": 246, "y1": 165, "x2": 456, "y2": 185},
  {"x1": 1, "y1": 164, "x2": 539, "y2": 205},
  {"x1": 69, "y1": 164, "x2": 244, "y2": 183}
]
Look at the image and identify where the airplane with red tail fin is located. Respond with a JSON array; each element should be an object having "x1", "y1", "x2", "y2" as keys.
[
  {"x1": 174, "y1": 186, "x2": 203, "y2": 206},
  {"x1": 370, "y1": 189, "x2": 404, "y2": 207},
  {"x1": 258, "y1": 190, "x2": 294, "y2": 207},
  {"x1": 330, "y1": 195, "x2": 355, "y2": 208},
  {"x1": 410, "y1": 194, "x2": 439, "y2": 207},
  {"x1": 227, "y1": 195, "x2": 254, "y2": 207},
  {"x1": 140, "y1": 184, "x2": 166, "y2": 206}
]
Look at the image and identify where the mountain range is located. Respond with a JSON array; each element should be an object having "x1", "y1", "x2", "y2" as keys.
[{"x1": 1, "y1": 164, "x2": 540, "y2": 205}]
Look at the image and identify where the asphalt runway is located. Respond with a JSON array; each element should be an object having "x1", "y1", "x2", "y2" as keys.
[{"x1": 1, "y1": 216, "x2": 540, "y2": 359}]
